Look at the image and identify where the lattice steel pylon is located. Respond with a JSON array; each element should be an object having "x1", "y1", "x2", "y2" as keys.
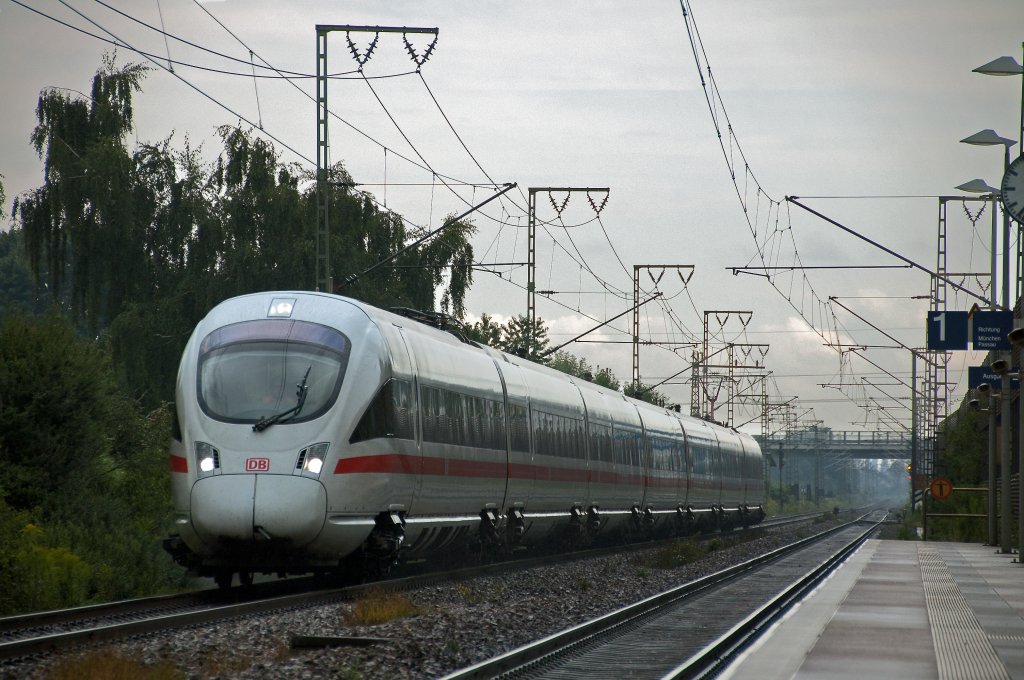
[
  {"x1": 925, "y1": 199, "x2": 952, "y2": 480},
  {"x1": 693, "y1": 311, "x2": 752, "y2": 422},
  {"x1": 314, "y1": 25, "x2": 439, "y2": 293},
  {"x1": 631, "y1": 265, "x2": 693, "y2": 390},
  {"x1": 526, "y1": 187, "x2": 608, "y2": 357},
  {"x1": 929, "y1": 199, "x2": 950, "y2": 481}
]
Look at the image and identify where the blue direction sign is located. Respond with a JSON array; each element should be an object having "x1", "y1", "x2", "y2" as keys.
[
  {"x1": 968, "y1": 366, "x2": 1020, "y2": 390},
  {"x1": 971, "y1": 310, "x2": 1013, "y2": 351},
  {"x1": 927, "y1": 311, "x2": 968, "y2": 350}
]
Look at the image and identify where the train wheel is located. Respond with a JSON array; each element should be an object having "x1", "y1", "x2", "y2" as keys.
[
  {"x1": 238, "y1": 571, "x2": 254, "y2": 587},
  {"x1": 214, "y1": 569, "x2": 233, "y2": 590}
]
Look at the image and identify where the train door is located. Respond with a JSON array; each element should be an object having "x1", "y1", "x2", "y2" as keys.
[
  {"x1": 489, "y1": 358, "x2": 511, "y2": 510},
  {"x1": 570, "y1": 380, "x2": 593, "y2": 510},
  {"x1": 710, "y1": 429, "x2": 724, "y2": 507},
  {"x1": 675, "y1": 416, "x2": 690, "y2": 511},
  {"x1": 393, "y1": 326, "x2": 424, "y2": 511},
  {"x1": 739, "y1": 435, "x2": 764, "y2": 505},
  {"x1": 635, "y1": 408, "x2": 651, "y2": 511},
  {"x1": 496, "y1": 361, "x2": 533, "y2": 511}
]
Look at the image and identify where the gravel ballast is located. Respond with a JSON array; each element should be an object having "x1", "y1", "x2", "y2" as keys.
[{"x1": 12, "y1": 518, "x2": 845, "y2": 679}]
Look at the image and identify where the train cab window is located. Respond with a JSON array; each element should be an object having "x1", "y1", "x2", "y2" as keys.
[
  {"x1": 350, "y1": 379, "x2": 415, "y2": 444},
  {"x1": 197, "y1": 320, "x2": 349, "y2": 425}
]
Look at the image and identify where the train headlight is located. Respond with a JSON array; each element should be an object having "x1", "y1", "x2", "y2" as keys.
[
  {"x1": 195, "y1": 442, "x2": 220, "y2": 477},
  {"x1": 296, "y1": 443, "x2": 329, "y2": 478}
]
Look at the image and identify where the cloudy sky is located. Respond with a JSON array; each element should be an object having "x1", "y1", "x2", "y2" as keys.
[{"x1": 2, "y1": 0, "x2": 1023, "y2": 435}]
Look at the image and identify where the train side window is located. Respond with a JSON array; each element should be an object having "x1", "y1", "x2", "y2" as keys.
[
  {"x1": 349, "y1": 379, "x2": 414, "y2": 444},
  {"x1": 508, "y1": 404, "x2": 529, "y2": 452}
]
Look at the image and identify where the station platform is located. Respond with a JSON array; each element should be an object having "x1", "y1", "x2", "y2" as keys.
[{"x1": 722, "y1": 539, "x2": 1024, "y2": 680}]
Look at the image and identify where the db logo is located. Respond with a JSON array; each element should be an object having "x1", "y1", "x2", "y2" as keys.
[{"x1": 245, "y1": 457, "x2": 270, "y2": 472}]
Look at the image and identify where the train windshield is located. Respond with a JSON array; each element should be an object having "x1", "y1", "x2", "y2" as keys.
[{"x1": 197, "y1": 320, "x2": 350, "y2": 425}]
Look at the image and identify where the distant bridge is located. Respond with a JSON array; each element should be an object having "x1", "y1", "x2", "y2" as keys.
[{"x1": 755, "y1": 430, "x2": 911, "y2": 461}]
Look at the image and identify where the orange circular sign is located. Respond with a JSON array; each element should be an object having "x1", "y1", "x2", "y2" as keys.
[{"x1": 929, "y1": 476, "x2": 954, "y2": 501}]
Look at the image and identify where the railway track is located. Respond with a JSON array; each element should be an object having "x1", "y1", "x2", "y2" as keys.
[
  {"x1": 0, "y1": 510, "x2": 842, "y2": 666},
  {"x1": 442, "y1": 511, "x2": 886, "y2": 679}
]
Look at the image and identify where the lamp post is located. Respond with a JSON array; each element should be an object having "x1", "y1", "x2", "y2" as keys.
[
  {"x1": 972, "y1": 50, "x2": 1024, "y2": 560},
  {"x1": 973, "y1": 53, "x2": 1024, "y2": 152},
  {"x1": 776, "y1": 442, "x2": 784, "y2": 510},
  {"x1": 992, "y1": 358, "x2": 1013, "y2": 554},
  {"x1": 974, "y1": 383, "x2": 997, "y2": 546},
  {"x1": 960, "y1": 130, "x2": 1016, "y2": 310},
  {"x1": 1010, "y1": 326, "x2": 1024, "y2": 559}
]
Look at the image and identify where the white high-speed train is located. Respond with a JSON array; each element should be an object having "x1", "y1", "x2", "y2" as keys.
[{"x1": 164, "y1": 291, "x2": 765, "y2": 586}]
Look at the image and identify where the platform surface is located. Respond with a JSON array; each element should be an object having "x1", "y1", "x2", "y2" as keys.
[{"x1": 722, "y1": 539, "x2": 1024, "y2": 680}]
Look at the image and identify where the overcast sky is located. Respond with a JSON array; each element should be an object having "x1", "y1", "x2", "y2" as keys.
[{"x1": 2, "y1": 0, "x2": 1023, "y2": 436}]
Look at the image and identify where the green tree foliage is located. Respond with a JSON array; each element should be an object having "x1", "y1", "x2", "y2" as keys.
[
  {"x1": 0, "y1": 313, "x2": 185, "y2": 614},
  {"x1": 592, "y1": 366, "x2": 621, "y2": 391},
  {"x1": 499, "y1": 314, "x2": 550, "y2": 361},
  {"x1": 0, "y1": 229, "x2": 45, "y2": 319},
  {"x1": 15, "y1": 55, "x2": 150, "y2": 332},
  {"x1": 926, "y1": 407, "x2": 986, "y2": 542},
  {"x1": 625, "y1": 381, "x2": 672, "y2": 408},
  {"x1": 546, "y1": 351, "x2": 622, "y2": 391},
  {"x1": 466, "y1": 312, "x2": 503, "y2": 346},
  {"x1": 13, "y1": 57, "x2": 477, "y2": 407},
  {"x1": 0, "y1": 312, "x2": 117, "y2": 513},
  {"x1": 547, "y1": 351, "x2": 593, "y2": 379}
]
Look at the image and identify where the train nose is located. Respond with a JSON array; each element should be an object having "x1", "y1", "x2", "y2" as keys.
[{"x1": 190, "y1": 475, "x2": 327, "y2": 547}]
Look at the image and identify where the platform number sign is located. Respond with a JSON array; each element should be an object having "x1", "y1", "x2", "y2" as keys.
[{"x1": 927, "y1": 311, "x2": 968, "y2": 350}]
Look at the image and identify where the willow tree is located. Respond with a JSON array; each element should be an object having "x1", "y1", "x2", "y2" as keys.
[
  {"x1": 322, "y1": 178, "x2": 475, "y2": 318},
  {"x1": 13, "y1": 56, "x2": 480, "y2": 405},
  {"x1": 14, "y1": 55, "x2": 149, "y2": 332}
]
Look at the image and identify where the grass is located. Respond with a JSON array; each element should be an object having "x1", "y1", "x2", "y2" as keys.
[
  {"x1": 45, "y1": 652, "x2": 182, "y2": 680},
  {"x1": 455, "y1": 581, "x2": 483, "y2": 604},
  {"x1": 344, "y1": 590, "x2": 423, "y2": 626},
  {"x1": 638, "y1": 538, "x2": 707, "y2": 570}
]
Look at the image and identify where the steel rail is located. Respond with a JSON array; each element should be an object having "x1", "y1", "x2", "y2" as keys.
[
  {"x1": 665, "y1": 516, "x2": 883, "y2": 679},
  {"x1": 441, "y1": 513, "x2": 879, "y2": 679}
]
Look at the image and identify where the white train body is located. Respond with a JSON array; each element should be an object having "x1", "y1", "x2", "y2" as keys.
[{"x1": 166, "y1": 292, "x2": 765, "y2": 580}]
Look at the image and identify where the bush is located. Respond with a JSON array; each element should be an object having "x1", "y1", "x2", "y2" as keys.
[{"x1": 0, "y1": 313, "x2": 188, "y2": 614}]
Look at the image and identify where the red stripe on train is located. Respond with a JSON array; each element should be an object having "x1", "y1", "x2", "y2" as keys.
[
  {"x1": 333, "y1": 455, "x2": 751, "y2": 493},
  {"x1": 170, "y1": 454, "x2": 189, "y2": 473}
]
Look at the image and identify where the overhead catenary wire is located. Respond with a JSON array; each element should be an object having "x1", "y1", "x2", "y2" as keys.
[
  {"x1": 675, "y1": 0, "x2": 943, "y2": 425},
  {"x1": 44, "y1": 0, "x2": 315, "y2": 166}
]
